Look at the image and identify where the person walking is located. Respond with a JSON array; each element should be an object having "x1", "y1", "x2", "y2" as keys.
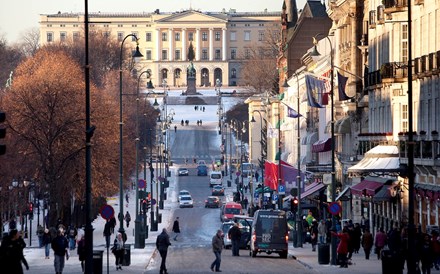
[
  {"x1": 331, "y1": 227, "x2": 350, "y2": 268},
  {"x1": 51, "y1": 227, "x2": 69, "y2": 274},
  {"x1": 310, "y1": 220, "x2": 318, "y2": 252},
  {"x1": 37, "y1": 224, "x2": 45, "y2": 248},
  {"x1": 124, "y1": 211, "x2": 131, "y2": 228},
  {"x1": 419, "y1": 233, "x2": 433, "y2": 274},
  {"x1": 172, "y1": 217, "x2": 181, "y2": 241},
  {"x1": 211, "y1": 229, "x2": 223, "y2": 272},
  {"x1": 103, "y1": 220, "x2": 113, "y2": 248},
  {"x1": 374, "y1": 227, "x2": 387, "y2": 260},
  {"x1": 228, "y1": 223, "x2": 242, "y2": 256},
  {"x1": 317, "y1": 219, "x2": 327, "y2": 244},
  {"x1": 42, "y1": 228, "x2": 52, "y2": 259},
  {"x1": 242, "y1": 197, "x2": 248, "y2": 210},
  {"x1": 361, "y1": 228, "x2": 374, "y2": 260},
  {"x1": 0, "y1": 229, "x2": 29, "y2": 274},
  {"x1": 112, "y1": 232, "x2": 125, "y2": 271},
  {"x1": 67, "y1": 225, "x2": 77, "y2": 250},
  {"x1": 174, "y1": 125, "x2": 177, "y2": 132},
  {"x1": 156, "y1": 228, "x2": 171, "y2": 274},
  {"x1": 77, "y1": 234, "x2": 86, "y2": 273}
]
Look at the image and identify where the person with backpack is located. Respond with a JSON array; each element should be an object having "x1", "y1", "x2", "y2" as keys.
[
  {"x1": 51, "y1": 227, "x2": 69, "y2": 274},
  {"x1": 124, "y1": 211, "x2": 131, "y2": 228}
]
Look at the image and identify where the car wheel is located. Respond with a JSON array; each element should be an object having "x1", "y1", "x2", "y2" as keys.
[{"x1": 279, "y1": 251, "x2": 288, "y2": 258}]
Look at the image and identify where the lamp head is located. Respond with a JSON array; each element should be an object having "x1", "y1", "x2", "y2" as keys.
[
  {"x1": 133, "y1": 44, "x2": 144, "y2": 59},
  {"x1": 250, "y1": 116, "x2": 256, "y2": 123},
  {"x1": 153, "y1": 98, "x2": 160, "y2": 109}
]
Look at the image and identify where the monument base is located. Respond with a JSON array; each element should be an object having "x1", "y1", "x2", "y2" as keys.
[{"x1": 186, "y1": 77, "x2": 197, "y2": 95}]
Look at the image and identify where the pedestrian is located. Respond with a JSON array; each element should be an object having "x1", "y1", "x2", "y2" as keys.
[
  {"x1": 202, "y1": 106, "x2": 205, "y2": 112},
  {"x1": 197, "y1": 120, "x2": 200, "y2": 126},
  {"x1": 310, "y1": 219, "x2": 318, "y2": 252},
  {"x1": 228, "y1": 222, "x2": 242, "y2": 256},
  {"x1": 431, "y1": 230, "x2": 440, "y2": 270},
  {"x1": 317, "y1": 219, "x2": 327, "y2": 244},
  {"x1": 361, "y1": 228, "x2": 374, "y2": 260},
  {"x1": 374, "y1": 227, "x2": 387, "y2": 260},
  {"x1": 353, "y1": 223, "x2": 362, "y2": 253},
  {"x1": 67, "y1": 225, "x2": 77, "y2": 250},
  {"x1": 77, "y1": 234, "x2": 86, "y2": 273},
  {"x1": 254, "y1": 171, "x2": 259, "y2": 182},
  {"x1": 331, "y1": 227, "x2": 350, "y2": 268},
  {"x1": 0, "y1": 229, "x2": 29, "y2": 273},
  {"x1": 51, "y1": 227, "x2": 69, "y2": 274},
  {"x1": 124, "y1": 211, "x2": 131, "y2": 228},
  {"x1": 9, "y1": 218, "x2": 17, "y2": 230},
  {"x1": 42, "y1": 228, "x2": 51, "y2": 259},
  {"x1": 211, "y1": 229, "x2": 223, "y2": 272},
  {"x1": 103, "y1": 220, "x2": 113, "y2": 248},
  {"x1": 125, "y1": 193, "x2": 129, "y2": 204},
  {"x1": 37, "y1": 224, "x2": 45, "y2": 248},
  {"x1": 181, "y1": 119, "x2": 184, "y2": 126},
  {"x1": 174, "y1": 125, "x2": 177, "y2": 132},
  {"x1": 112, "y1": 232, "x2": 125, "y2": 271},
  {"x1": 302, "y1": 216, "x2": 309, "y2": 244},
  {"x1": 306, "y1": 210, "x2": 314, "y2": 226},
  {"x1": 419, "y1": 233, "x2": 433, "y2": 274},
  {"x1": 172, "y1": 217, "x2": 181, "y2": 241},
  {"x1": 156, "y1": 228, "x2": 171, "y2": 274},
  {"x1": 200, "y1": 120, "x2": 202, "y2": 125},
  {"x1": 242, "y1": 197, "x2": 248, "y2": 210}
]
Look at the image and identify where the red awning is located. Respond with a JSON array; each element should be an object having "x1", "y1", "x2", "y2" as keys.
[
  {"x1": 351, "y1": 179, "x2": 384, "y2": 196},
  {"x1": 312, "y1": 138, "x2": 332, "y2": 153},
  {"x1": 301, "y1": 182, "x2": 326, "y2": 199}
]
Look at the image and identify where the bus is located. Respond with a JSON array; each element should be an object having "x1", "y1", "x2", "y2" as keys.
[{"x1": 240, "y1": 162, "x2": 254, "y2": 177}]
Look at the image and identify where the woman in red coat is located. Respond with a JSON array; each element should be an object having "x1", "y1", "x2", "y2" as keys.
[{"x1": 331, "y1": 227, "x2": 350, "y2": 268}]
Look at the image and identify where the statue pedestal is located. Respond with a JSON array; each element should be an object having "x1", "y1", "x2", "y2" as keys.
[{"x1": 186, "y1": 77, "x2": 197, "y2": 95}]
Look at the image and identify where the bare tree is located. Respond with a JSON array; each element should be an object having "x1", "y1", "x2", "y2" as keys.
[{"x1": 16, "y1": 27, "x2": 40, "y2": 57}]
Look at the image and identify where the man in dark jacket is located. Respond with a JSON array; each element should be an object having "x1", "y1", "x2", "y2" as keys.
[
  {"x1": 228, "y1": 223, "x2": 242, "y2": 256},
  {"x1": 51, "y1": 228, "x2": 69, "y2": 274},
  {"x1": 211, "y1": 229, "x2": 224, "y2": 272},
  {"x1": 103, "y1": 220, "x2": 113, "y2": 248},
  {"x1": 0, "y1": 229, "x2": 29, "y2": 274},
  {"x1": 156, "y1": 228, "x2": 171, "y2": 274}
]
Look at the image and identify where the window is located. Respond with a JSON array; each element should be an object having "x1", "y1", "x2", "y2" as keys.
[
  {"x1": 117, "y1": 32, "x2": 124, "y2": 42},
  {"x1": 188, "y1": 32, "x2": 194, "y2": 41},
  {"x1": 231, "y1": 48, "x2": 236, "y2": 60},
  {"x1": 244, "y1": 48, "x2": 250, "y2": 59},
  {"x1": 103, "y1": 24, "x2": 109, "y2": 28},
  {"x1": 230, "y1": 32, "x2": 236, "y2": 41},
  {"x1": 175, "y1": 49, "x2": 181, "y2": 60},
  {"x1": 132, "y1": 32, "x2": 138, "y2": 41},
  {"x1": 231, "y1": 68, "x2": 237, "y2": 78},
  {"x1": 60, "y1": 32, "x2": 67, "y2": 42},
  {"x1": 215, "y1": 31, "x2": 221, "y2": 41},
  {"x1": 162, "y1": 32, "x2": 167, "y2": 41},
  {"x1": 175, "y1": 69, "x2": 181, "y2": 79},
  {"x1": 402, "y1": 104, "x2": 408, "y2": 132},
  {"x1": 47, "y1": 32, "x2": 53, "y2": 42},
  {"x1": 202, "y1": 32, "x2": 208, "y2": 41},
  {"x1": 162, "y1": 50, "x2": 168, "y2": 60},
  {"x1": 146, "y1": 50, "x2": 152, "y2": 60},
  {"x1": 202, "y1": 49, "x2": 208, "y2": 60},
  {"x1": 118, "y1": 24, "x2": 123, "y2": 28},
  {"x1": 146, "y1": 32, "x2": 152, "y2": 42},
  {"x1": 132, "y1": 24, "x2": 137, "y2": 27},
  {"x1": 175, "y1": 32, "x2": 180, "y2": 41},
  {"x1": 258, "y1": 31, "x2": 264, "y2": 41},
  {"x1": 73, "y1": 32, "x2": 80, "y2": 41},
  {"x1": 401, "y1": 24, "x2": 408, "y2": 63},
  {"x1": 215, "y1": 49, "x2": 221, "y2": 60},
  {"x1": 244, "y1": 31, "x2": 251, "y2": 41}
]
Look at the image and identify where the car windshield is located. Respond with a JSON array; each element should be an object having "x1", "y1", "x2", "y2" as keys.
[
  {"x1": 181, "y1": 196, "x2": 192, "y2": 201},
  {"x1": 214, "y1": 186, "x2": 222, "y2": 190},
  {"x1": 225, "y1": 208, "x2": 241, "y2": 214},
  {"x1": 208, "y1": 197, "x2": 218, "y2": 202},
  {"x1": 179, "y1": 191, "x2": 189, "y2": 196},
  {"x1": 211, "y1": 174, "x2": 221, "y2": 179}
]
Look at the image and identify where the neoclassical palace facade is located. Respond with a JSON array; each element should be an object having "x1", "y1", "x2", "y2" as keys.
[{"x1": 39, "y1": 9, "x2": 280, "y2": 87}]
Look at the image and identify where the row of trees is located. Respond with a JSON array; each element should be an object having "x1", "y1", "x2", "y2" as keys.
[{"x1": 0, "y1": 29, "x2": 158, "y2": 228}]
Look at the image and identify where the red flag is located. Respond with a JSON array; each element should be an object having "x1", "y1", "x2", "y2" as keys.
[{"x1": 264, "y1": 161, "x2": 278, "y2": 190}]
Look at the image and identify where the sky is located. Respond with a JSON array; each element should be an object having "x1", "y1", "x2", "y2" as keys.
[{"x1": 0, "y1": 0, "x2": 286, "y2": 44}]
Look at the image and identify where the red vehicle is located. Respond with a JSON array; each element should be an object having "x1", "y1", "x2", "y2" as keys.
[{"x1": 220, "y1": 202, "x2": 243, "y2": 222}]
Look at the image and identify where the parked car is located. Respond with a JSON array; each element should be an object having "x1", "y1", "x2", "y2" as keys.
[
  {"x1": 197, "y1": 165, "x2": 208, "y2": 176},
  {"x1": 211, "y1": 185, "x2": 225, "y2": 196},
  {"x1": 178, "y1": 190, "x2": 190, "y2": 202},
  {"x1": 221, "y1": 216, "x2": 253, "y2": 250},
  {"x1": 220, "y1": 202, "x2": 243, "y2": 222},
  {"x1": 179, "y1": 195, "x2": 194, "y2": 208},
  {"x1": 178, "y1": 167, "x2": 189, "y2": 176},
  {"x1": 198, "y1": 160, "x2": 206, "y2": 165},
  {"x1": 205, "y1": 196, "x2": 220, "y2": 208}
]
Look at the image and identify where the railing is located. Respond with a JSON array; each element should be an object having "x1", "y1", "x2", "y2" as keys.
[
  {"x1": 380, "y1": 62, "x2": 408, "y2": 79},
  {"x1": 365, "y1": 70, "x2": 382, "y2": 88},
  {"x1": 383, "y1": 0, "x2": 408, "y2": 9}
]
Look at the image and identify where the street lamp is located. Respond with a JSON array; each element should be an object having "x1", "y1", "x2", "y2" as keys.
[
  {"x1": 310, "y1": 33, "x2": 336, "y2": 265},
  {"x1": 118, "y1": 34, "x2": 143, "y2": 235},
  {"x1": 251, "y1": 110, "x2": 267, "y2": 207}
]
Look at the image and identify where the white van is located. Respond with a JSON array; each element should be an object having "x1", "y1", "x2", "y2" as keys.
[{"x1": 209, "y1": 171, "x2": 223, "y2": 187}]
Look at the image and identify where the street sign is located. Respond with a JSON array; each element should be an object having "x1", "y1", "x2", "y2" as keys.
[
  {"x1": 99, "y1": 205, "x2": 115, "y2": 220},
  {"x1": 278, "y1": 185, "x2": 285, "y2": 195},
  {"x1": 151, "y1": 198, "x2": 157, "y2": 206},
  {"x1": 328, "y1": 202, "x2": 342, "y2": 215},
  {"x1": 273, "y1": 193, "x2": 278, "y2": 201},
  {"x1": 254, "y1": 192, "x2": 259, "y2": 199},
  {"x1": 138, "y1": 179, "x2": 146, "y2": 189}
]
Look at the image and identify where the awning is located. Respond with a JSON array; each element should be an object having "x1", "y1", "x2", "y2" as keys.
[
  {"x1": 301, "y1": 132, "x2": 318, "y2": 145},
  {"x1": 336, "y1": 186, "x2": 351, "y2": 201},
  {"x1": 335, "y1": 117, "x2": 351, "y2": 134},
  {"x1": 347, "y1": 145, "x2": 401, "y2": 174},
  {"x1": 373, "y1": 184, "x2": 398, "y2": 202},
  {"x1": 301, "y1": 182, "x2": 326, "y2": 199},
  {"x1": 351, "y1": 176, "x2": 393, "y2": 196},
  {"x1": 312, "y1": 138, "x2": 332, "y2": 153}
]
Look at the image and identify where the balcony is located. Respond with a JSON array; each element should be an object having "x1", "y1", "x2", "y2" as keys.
[
  {"x1": 365, "y1": 70, "x2": 382, "y2": 89},
  {"x1": 383, "y1": 0, "x2": 408, "y2": 14},
  {"x1": 380, "y1": 62, "x2": 408, "y2": 82},
  {"x1": 399, "y1": 131, "x2": 440, "y2": 166}
]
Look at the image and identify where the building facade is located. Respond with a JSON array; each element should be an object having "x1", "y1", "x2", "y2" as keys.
[{"x1": 39, "y1": 9, "x2": 280, "y2": 88}]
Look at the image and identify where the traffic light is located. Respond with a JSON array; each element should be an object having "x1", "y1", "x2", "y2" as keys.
[
  {"x1": 29, "y1": 202, "x2": 33, "y2": 212},
  {"x1": 0, "y1": 112, "x2": 6, "y2": 155},
  {"x1": 291, "y1": 197, "x2": 299, "y2": 213}
]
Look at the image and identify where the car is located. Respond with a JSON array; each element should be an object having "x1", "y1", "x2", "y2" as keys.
[
  {"x1": 205, "y1": 196, "x2": 220, "y2": 208},
  {"x1": 178, "y1": 190, "x2": 190, "y2": 202},
  {"x1": 211, "y1": 185, "x2": 225, "y2": 196},
  {"x1": 220, "y1": 202, "x2": 243, "y2": 222},
  {"x1": 221, "y1": 217, "x2": 253, "y2": 250},
  {"x1": 178, "y1": 167, "x2": 189, "y2": 176},
  {"x1": 209, "y1": 171, "x2": 223, "y2": 187},
  {"x1": 221, "y1": 221, "x2": 234, "y2": 249},
  {"x1": 179, "y1": 195, "x2": 194, "y2": 208},
  {"x1": 198, "y1": 160, "x2": 206, "y2": 165},
  {"x1": 197, "y1": 165, "x2": 208, "y2": 176}
]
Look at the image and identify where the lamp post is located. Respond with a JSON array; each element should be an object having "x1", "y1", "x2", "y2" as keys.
[
  {"x1": 251, "y1": 110, "x2": 267, "y2": 207},
  {"x1": 294, "y1": 73, "x2": 303, "y2": 248},
  {"x1": 311, "y1": 34, "x2": 336, "y2": 265},
  {"x1": 118, "y1": 34, "x2": 143, "y2": 235}
]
